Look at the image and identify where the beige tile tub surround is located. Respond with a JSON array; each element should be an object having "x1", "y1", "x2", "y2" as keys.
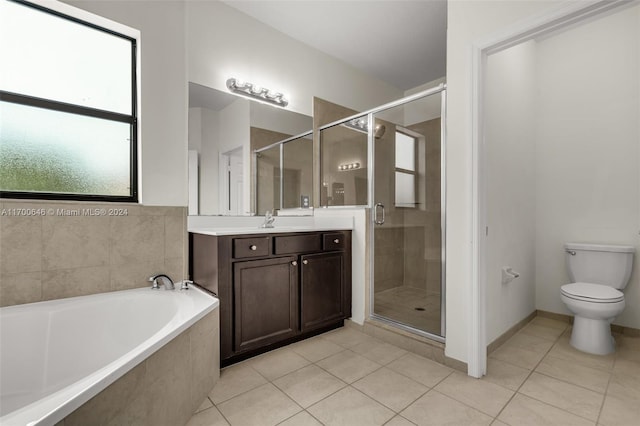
[
  {"x1": 0, "y1": 201, "x2": 187, "y2": 307},
  {"x1": 57, "y1": 309, "x2": 220, "y2": 426}
]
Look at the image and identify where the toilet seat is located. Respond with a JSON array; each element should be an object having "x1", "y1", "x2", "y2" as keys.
[{"x1": 561, "y1": 282, "x2": 624, "y2": 303}]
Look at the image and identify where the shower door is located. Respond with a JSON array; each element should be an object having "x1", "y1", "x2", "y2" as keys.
[{"x1": 370, "y1": 90, "x2": 446, "y2": 339}]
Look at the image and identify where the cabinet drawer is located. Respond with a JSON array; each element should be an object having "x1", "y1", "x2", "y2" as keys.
[
  {"x1": 233, "y1": 236, "x2": 270, "y2": 258},
  {"x1": 274, "y1": 234, "x2": 322, "y2": 254},
  {"x1": 323, "y1": 233, "x2": 346, "y2": 251}
]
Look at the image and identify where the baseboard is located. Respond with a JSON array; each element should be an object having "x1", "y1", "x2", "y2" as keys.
[
  {"x1": 536, "y1": 309, "x2": 640, "y2": 337},
  {"x1": 535, "y1": 310, "x2": 572, "y2": 324},
  {"x1": 486, "y1": 310, "x2": 537, "y2": 355}
]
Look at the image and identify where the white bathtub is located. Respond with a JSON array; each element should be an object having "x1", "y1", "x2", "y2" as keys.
[{"x1": 0, "y1": 286, "x2": 219, "y2": 426}]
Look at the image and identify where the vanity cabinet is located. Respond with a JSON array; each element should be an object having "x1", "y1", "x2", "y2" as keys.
[
  {"x1": 300, "y1": 252, "x2": 345, "y2": 332},
  {"x1": 190, "y1": 230, "x2": 351, "y2": 365},
  {"x1": 233, "y1": 256, "x2": 299, "y2": 353}
]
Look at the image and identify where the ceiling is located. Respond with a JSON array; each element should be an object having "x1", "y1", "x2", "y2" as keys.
[{"x1": 222, "y1": 0, "x2": 447, "y2": 91}]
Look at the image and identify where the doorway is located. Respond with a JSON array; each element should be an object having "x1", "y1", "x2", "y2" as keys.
[
  {"x1": 472, "y1": 0, "x2": 639, "y2": 377},
  {"x1": 221, "y1": 147, "x2": 243, "y2": 215}
]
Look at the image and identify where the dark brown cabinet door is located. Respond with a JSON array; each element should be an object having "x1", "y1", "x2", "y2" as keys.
[
  {"x1": 233, "y1": 256, "x2": 298, "y2": 353},
  {"x1": 300, "y1": 252, "x2": 345, "y2": 332}
]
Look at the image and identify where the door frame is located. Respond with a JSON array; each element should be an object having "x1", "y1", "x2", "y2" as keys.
[
  {"x1": 468, "y1": 0, "x2": 631, "y2": 378},
  {"x1": 220, "y1": 146, "x2": 243, "y2": 215}
]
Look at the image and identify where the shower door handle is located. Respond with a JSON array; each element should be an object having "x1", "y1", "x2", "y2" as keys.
[{"x1": 374, "y1": 203, "x2": 385, "y2": 225}]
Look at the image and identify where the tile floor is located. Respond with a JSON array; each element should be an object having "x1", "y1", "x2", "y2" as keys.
[
  {"x1": 186, "y1": 317, "x2": 640, "y2": 426},
  {"x1": 374, "y1": 287, "x2": 441, "y2": 335}
]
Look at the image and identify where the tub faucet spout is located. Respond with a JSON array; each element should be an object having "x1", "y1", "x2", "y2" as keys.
[{"x1": 148, "y1": 274, "x2": 175, "y2": 290}]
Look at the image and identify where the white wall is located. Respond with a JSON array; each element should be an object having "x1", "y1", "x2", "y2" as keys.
[
  {"x1": 250, "y1": 102, "x2": 312, "y2": 137},
  {"x1": 186, "y1": 0, "x2": 402, "y2": 118},
  {"x1": 534, "y1": 5, "x2": 640, "y2": 328},
  {"x1": 485, "y1": 41, "x2": 537, "y2": 343},
  {"x1": 404, "y1": 76, "x2": 446, "y2": 124},
  {"x1": 200, "y1": 108, "x2": 221, "y2": 215},
  {"x1": 188, "y1": 107, "x2": 202, "y2": 152},
  {"x1": 188, "y1": 108, "x2": 202, "y2": 214},
  {"x1": 219, "y1": 98, "x2": 251, "y2": 214},
  {"x1": 446, "y1": 0, "x2": 565, "y2": 363},
  {"x1": 66, "y1": 0, "x2": 188, "y2": 207}
]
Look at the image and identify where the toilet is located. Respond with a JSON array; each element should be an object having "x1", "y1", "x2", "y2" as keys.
[{"x1": 560, "y1": 243, "x2": 635, "y2": 355}]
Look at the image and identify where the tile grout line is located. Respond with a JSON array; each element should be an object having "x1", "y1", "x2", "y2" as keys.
[
  {"x1": 533, "y1": 366, "x2": 610, "y2": 395},
  {"x1": 505, "y1": 343, "x2": 604, "y2": 425},
  {"x1": 490, "y1": 322, "x2": 567, "y2": 423},
  {"x1": 595, "y1": 351, "x2": 617, "y2": 425},
  {"x1": 214, "y1": 336, "x2": 356, "y2": 407}
]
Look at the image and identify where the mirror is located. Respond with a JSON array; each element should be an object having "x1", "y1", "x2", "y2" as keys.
[
  {"x1": 319, "y1": 118, "x2": 369, "y2": 207},
  {"x1": 256, "y1": 132, "x2": 313, "y2": 214},
  {"x1": 188, "y1": 82, "x2": 312, "y2": 216}
]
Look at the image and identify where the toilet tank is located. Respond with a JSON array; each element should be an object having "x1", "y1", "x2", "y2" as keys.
[{"x1": 565, "y1": 243, "x2": 635, "y2": 289}]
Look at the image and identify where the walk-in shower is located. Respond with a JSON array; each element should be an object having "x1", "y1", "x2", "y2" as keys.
[{"x1": 319, "y1": 85, "x2": 446, "y2": 341}]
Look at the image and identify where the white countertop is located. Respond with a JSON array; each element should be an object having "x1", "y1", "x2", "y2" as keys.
[
  {"x1": 189, "y1": 225, "x2": 352, "y2": 236},
  {"x1": 187, "y1": 214, "x2": 354, "y2": 236}
]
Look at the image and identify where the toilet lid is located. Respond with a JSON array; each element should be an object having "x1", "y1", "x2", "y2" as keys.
[{"x1": 561, "y1": 282, "x2": 624, "y2": 303}]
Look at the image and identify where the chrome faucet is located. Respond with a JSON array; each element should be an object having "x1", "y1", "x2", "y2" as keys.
[
  {"x1": 261, "y1": 210, "x2": 275, "y2": 228},
  {"x1": 148, "y1": 274, "x2": 175, "y2": 290}
]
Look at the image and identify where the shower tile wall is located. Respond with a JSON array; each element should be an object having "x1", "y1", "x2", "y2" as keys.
[
  {"x1": 373, "y1": 116, "x2": 442, "y2": 335},
  {"x1": 373, "y1": 117, "x2": 441, "y2": 295},
  {"x1": 0, "y1": 201, "x2": 187, "y2": 307},
  {"x1": 374, "y1": 227, "x2": 405, "y2": 293}
]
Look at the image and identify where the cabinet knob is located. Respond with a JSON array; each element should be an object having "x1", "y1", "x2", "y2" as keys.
[
  {"x1": 291, "y1": 261, "x2": 298, "y2": 266},
  {"x1": 333, "y1": 239, "x2": 340, "y2": 244},
  {"x1": 302, "y1": 259, "x2": 309, "y2": 265},
  {"x1": 250, "y1": 245, "x2": 257, "y2": 251}
]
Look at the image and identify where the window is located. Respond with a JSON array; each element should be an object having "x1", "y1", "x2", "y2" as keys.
[
  {"x1": 394, "y1": 130, "x2": 417, "y2": 207},
  {"x1": 0, "y1": 0, "x2": 138, "y2": 202}
]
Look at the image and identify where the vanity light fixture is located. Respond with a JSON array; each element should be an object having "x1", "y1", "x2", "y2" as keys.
[
  {"x1": 338, "y1": 162, "x2": 361, "y2": 171},
  {"x1": 342, "y1": 117, "x2": 386, "y2": 138},
  {"x1": 226, "y1": 78, "x2": 288, "y2": 107}
]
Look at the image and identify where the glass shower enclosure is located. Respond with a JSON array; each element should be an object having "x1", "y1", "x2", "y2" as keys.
[{"x1": 319, "y1": 86, "x2": 446, "y2": 340}]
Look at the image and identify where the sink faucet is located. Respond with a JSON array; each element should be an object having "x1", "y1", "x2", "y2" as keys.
[
  {"x1": 261, "y1": 210, "x2": 275, "y2": 228},
  {"x1": 148, "y1": 274, "x2": 175, "y2": 290}
]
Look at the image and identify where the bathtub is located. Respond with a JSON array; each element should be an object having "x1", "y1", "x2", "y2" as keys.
[{"x1": 0, "y1": 286, "x2": 219, "y2": 426}]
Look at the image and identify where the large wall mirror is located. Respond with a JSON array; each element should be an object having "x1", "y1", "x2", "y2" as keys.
[
  {"x1": 188, "y1": 82, "x2": 312, "y2": 216},
  {"x1": 255, "y1": 131, "x2": 313, "y2": 214}
]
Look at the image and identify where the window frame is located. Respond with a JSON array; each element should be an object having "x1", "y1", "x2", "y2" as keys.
[
  {"x1": 0, "y1": 0, "x2": 139, "y2": 203},
  {"x1": 394, "y1": 128, "x2": 418, "y2": 208}
]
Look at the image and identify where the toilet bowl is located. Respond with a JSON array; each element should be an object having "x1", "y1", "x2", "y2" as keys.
[
  {"x1": 560, "y1": 243, "x2": 634, "y2": 355},
  {"x1": 560, "y1": 282, "x2": 625, "y2": 354}
]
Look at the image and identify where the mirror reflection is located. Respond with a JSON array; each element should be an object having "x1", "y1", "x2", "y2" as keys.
[
  {"x1": 187, "y1": 82, "x2": 312, "y2": 216},
  {"x1": 319, "y1": 118, "x2": 369, "y2": 206},
  {"x1": 256, "y1": 132, "x2": 313, "y2": 214},
  {"x1": 283, "y1": 134, "x2": 313, "y2": 209}
]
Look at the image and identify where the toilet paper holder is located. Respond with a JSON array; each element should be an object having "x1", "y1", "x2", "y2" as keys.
[{"x1": 502, "y1": 267, "x2": 520, "y2": 284}]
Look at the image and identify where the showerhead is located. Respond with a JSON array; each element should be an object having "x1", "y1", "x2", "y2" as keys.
[{"x1": 373, "y1": 124, "x2": 386, "y2": 139}]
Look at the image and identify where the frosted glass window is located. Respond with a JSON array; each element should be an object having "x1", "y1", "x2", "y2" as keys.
[
  {"x1": 0, "y1": 102, "x2": 131, "y2": 196},
  {"x1": 395, "y1": 132, "x2": 415, "y2": 171},
  {"x1": 395, "y1": 172, "x2": 415, "y2": 207},
  {"x1": 0, "y1": 0, "x2": 133, "y2": 114},
  {"x1": 0, "y1": 1, "x2": 137, "y2": 201}
]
